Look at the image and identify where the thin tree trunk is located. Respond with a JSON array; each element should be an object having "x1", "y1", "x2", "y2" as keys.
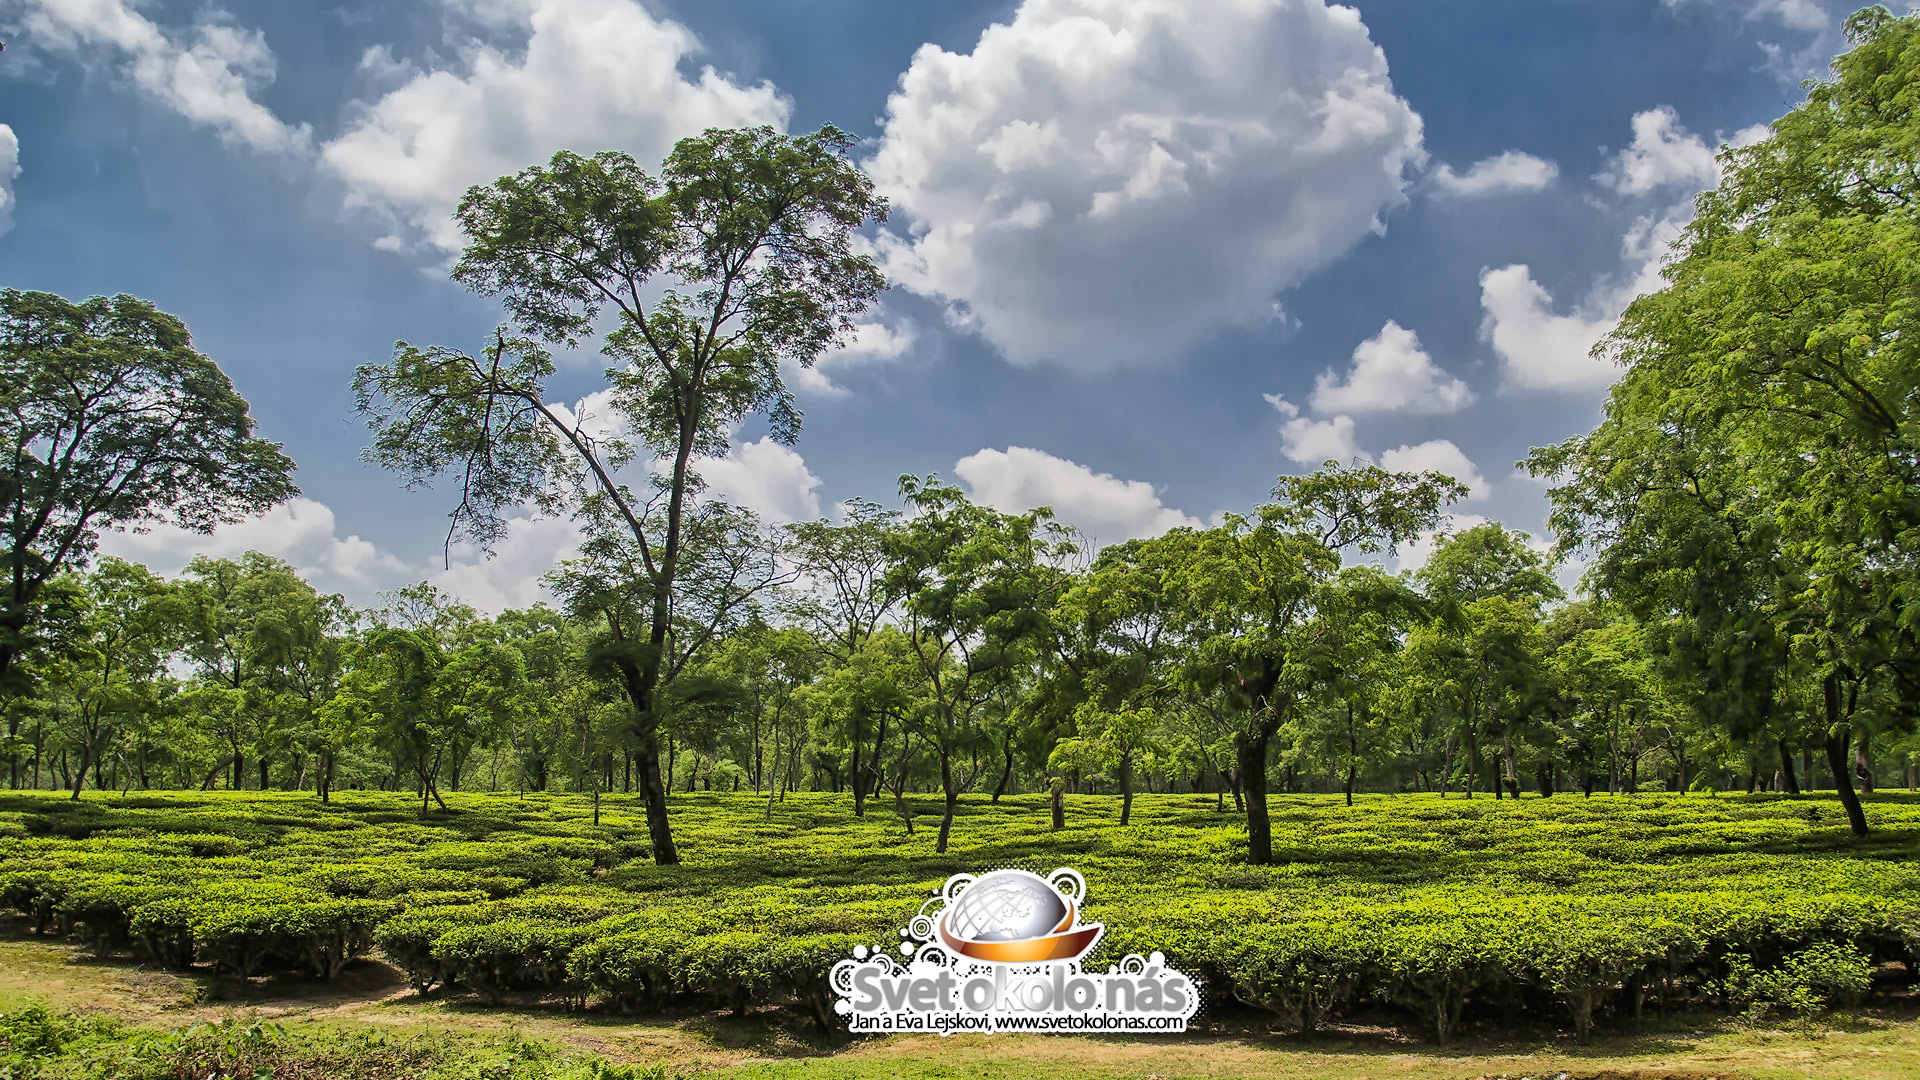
[
  {"x1": 1823, "y1": 672, "x2": 1869, "y2": 838},
  {"x1": 1778, "y1": 737, "x2": 1800, "y2": 796},
  {"x1": 850, "y1": 728, "x2": 865, "y2": 817},
  {"x1": 1855, "y1": 725, "x2": 1875, "y2": 794},
  {"x1": 935, "y1": 749, "x2": 957, "y2": 854},
  {"x1": 991, "y1": 732, "x2": 1015, "y2": 803},
  {"x1": 1463, "y1": 720, "x2": 1478, "y2": 799},
  {"x1": 1344, "y1": 702, "x2": 1357, "y2": 808}
]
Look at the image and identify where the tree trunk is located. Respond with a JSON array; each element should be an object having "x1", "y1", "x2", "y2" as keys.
[
  {"x1": 1462, "y1": 721, "x2": 1478, "y2": 799},
  {"x1": 1118, "y1": 751, "x2": 1134, "y2": 826},
  {"x1": 1501, "y1": 736, "x2": 1521, "y2": 798},
  {"x1": 991, "y1": 733, "x2": 1015, "y2": 803},
  {"x1": 1051, "y1": 779, "x2": 1064, "y2": 831},
  {"x1": 766, "y1": 733, "x2": 783, "y2": 820},
  {"x1": 634, "y1": 736, "x2": 678, "y2": 863},
  {"x1": 1777, "y1": 737, "x2": 1800, "y2": 796},
  {"x1": 1855, "y1": 725, "x2": 1875, "y2": 794},
  {"x1": 1344, "y1": 702, "x2": 1357, "y2": 808},
  {"x1": 850, "y1": 733, "x2": 865, "y2": 818},
  {"x1": 1237, "y1": 731, "x2": 1273, "y2": 865},
  {"x1": 935, "y1": 750, "x2": 957, "y2": 854},
  {"x1": 1823, "y1": 672, "x2": 1869, "y2": 838}
]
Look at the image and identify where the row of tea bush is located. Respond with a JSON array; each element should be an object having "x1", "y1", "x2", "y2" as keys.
[{"x1": 2, "y1": 789, "x2": 1916, "y2": 1041}]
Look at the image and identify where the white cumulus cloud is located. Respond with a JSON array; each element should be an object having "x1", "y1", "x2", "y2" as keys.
[
  {"x1": 1265, "y1": 395, "x2": 1369, "y2": 468},
  {"x1": 98, "y1": 496, "x2": 410, "y2": 598},
  {"x1": 1477, "y1": 265, "x2": 1622, "y2": 392},
  {"x1": 0, "y1": 125, "x2": 17, "y2": 236},
  {"x1": 866, "y1": 0, "x2": 1426, "y2": 370},
  {"x1": 321, "y1": 0, "x2": 791, "y2": 254},
  {"x1": 953, "y1": 446, "x2": 1201, "y2": 545},
  {"x1": 429, "y1": 512, "x2": 583, "y2": 614},
  {"x1": 16, "y1": 0, "x2": 310, "y2": 155},
  {"x1": 782, "y1": 316, "x2": 918, "y2": 398},
  {"x1": 1484, "y1": 113, "x2": 1705, "y2": 395},
  {"x1": 1310, "y1": 320, "x2": 1473, "y2": 415},
  {"x1": 697, "y1": 437, "x2": 824, "y2": 524},
  {"x1": 1596, "y1": 106, "x2": 1725, "y2": 197},
  {"x1": 1378, "y1": 439, "x2": 1487, "y2": 500},
  {"x1": 1429, "y1": 150, "x2": 1558, "y2": 197}
]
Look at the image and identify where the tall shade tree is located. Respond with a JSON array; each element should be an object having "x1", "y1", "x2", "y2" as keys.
[
  {"x1": 1, "y1": 290, "x2": 297, "y2": 697},
  {"x1": 1529, "y1": 9, "x2": 1920, "y2": 836},
  {"x1": 178, "y1": 553, "x2": 348, "y2": 791},
  {"x1": 1412, "y1": 524, "x2": 1562, "y2": 798},
  {"x1": 35, "y1": 558, "x2": 183, "y2": 799},
  {"x1": 1310, "y1": 566, "x2": 1423, "y2": 806},
  {"x1": 884, "y1": 477, "x2": 1077, "y2": 853},
  {"x1": 1150, "y1": 463, "x2": 1460, "y2": 862},
  {"x1": 352, "y1": 126, "x2": 887, "y2": 863},
  {"x1": 789, "y1": 498, "x2": 906, "y2": 814}
]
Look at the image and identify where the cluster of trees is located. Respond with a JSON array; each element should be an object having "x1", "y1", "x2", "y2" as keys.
[
  {"x1": 5, "y1": 11, "x2": 1918, "y2": 864},
  {"x1": 5, "y1": 483, "x2": 1915, "y2": 854}
]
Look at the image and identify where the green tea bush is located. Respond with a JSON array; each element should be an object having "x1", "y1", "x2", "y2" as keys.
[
  {"x1": 1, "y1": 788, "x2": 1915, "y2": 1040},
  {"x1": 1718, "y1": 941, "x2": 1875, "y2": 1026}
]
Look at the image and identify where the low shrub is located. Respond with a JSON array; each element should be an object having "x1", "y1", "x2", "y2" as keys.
[{"x1": 1719, "y1": 941, "x2": 1875, "y2": 1026}]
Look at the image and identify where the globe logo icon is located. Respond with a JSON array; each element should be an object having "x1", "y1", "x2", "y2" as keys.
[
  {"x1": 947, "y1": 870, "x2": 1069, "y2": 942},
  {"x1": 936, "y1": 868, "x2": 1103, "y2": 963}
]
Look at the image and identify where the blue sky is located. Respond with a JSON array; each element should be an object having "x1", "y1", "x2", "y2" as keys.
[{"x1": 0, "y1": 0, "x2": 1891, "y2": 609}]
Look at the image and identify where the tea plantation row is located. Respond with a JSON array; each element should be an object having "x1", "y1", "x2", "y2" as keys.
[{"x1": 2, "y1": 790, "x2": 1916, "y2": 1042}]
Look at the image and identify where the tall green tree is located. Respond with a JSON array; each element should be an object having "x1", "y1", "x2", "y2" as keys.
[
  {"x1": 1412, "y1": 525, "x2": 1562, "y2": 798},
  {"x1": 353, "y1": 126, "x2": 886, "y2": 864},
  {"x1": 1152, "y1": 463, "x2": 1460, "y2": 862},
  {"x1": 36, "y1": 559, "x2": 183, "y2": 799},
  {"x1": 1530, "y1": 8, "x2": 1920, "y2": 835},
  {"x1": 884, "y1": 477, "x2": 1076, "y2": 853},
  {"x1": 1, "y1": 290, "x2": 297, "y2": 698}
]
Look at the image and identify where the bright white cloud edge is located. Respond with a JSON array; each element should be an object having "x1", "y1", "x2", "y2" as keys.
[
  {"x1": 1429, "y1": 150, "x2": 1558, "y2": 197},
  {"x1": 867, "y1": 0, "x2": 1427, "y2": 371},
  {"x1": 320, "y1": 0, "x2": 791, "y2": 254},
  {"x1": 16, "y1": 0, "x2": 311, "y2": 155}
]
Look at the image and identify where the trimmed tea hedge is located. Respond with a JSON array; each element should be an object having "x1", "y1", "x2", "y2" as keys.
[{"x1": 1, "y1": 789, "x2": 1916, "y2": 1041}]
